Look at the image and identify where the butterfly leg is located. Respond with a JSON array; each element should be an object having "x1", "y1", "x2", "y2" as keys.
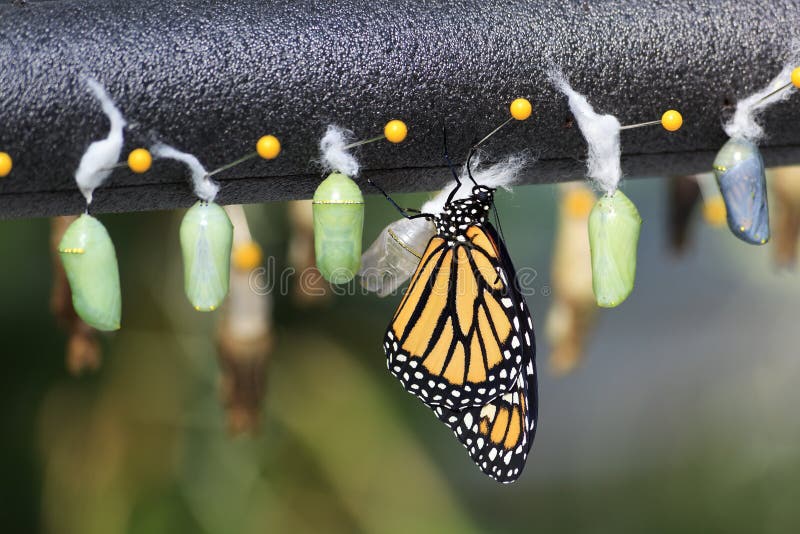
[{"x1": 366, "y1": 178, "x2": 432, "y2": 220}]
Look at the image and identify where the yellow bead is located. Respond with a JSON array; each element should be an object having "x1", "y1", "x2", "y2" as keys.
[
  {"x1": 703, "y1": 196, "x2": 727, "y2": 227},
  {"x1": 127, "y1": 148, "x2": 152, "y2": 174},
  {"x1": 384, "y1": 120, "x2": 408, "y2": 144},
  {"x1": 791, "y1": 67, "x2": 800, "y2": 89},
  {"x1": 0, "y1": 152, "x2": 12, "y2": 178},
  {"x1": 509, "y1": 98, "x2": 532, "y2": 121},
  {"x1": 661, "y1": 109, "x2": 683, "y2": 132},
  {"x1": 257, "y1": 135, "x2": 281, "y2": 160},
  {"x1": 232, "y1": 241, "x2": 263, "y2": 271}
]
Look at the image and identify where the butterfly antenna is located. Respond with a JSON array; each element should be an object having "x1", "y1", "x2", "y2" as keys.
[
  {"x1": 466, "y1": 147, "x2": 480, "y2": 187},
  {"x1": 443, "y1": 124, "x2": 466, "y2": 204},
  {"x1": 442, "y1": 126, "x2": 461, "y2": 182}
]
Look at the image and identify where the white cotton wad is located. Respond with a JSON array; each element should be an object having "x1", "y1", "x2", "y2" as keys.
[
  {"x1": 358, "y1": 154, "x2": 527, "y2": 296},
  {"x1": 725, "y1": 56, "x2": 799, "y2": 142},
  {"x1": 319, "y1": 125, "x2": 360, "y2": 177},
  {"x1": 550, "y1": 69, "x2": 622, "y2": 195},
  {"x1": 151, "y1": 143, "x2": 219, "y2": 202},
  {"x1": 74, "y1": 80, "x2": 127, "y2": 205},
  {"x1": 421, "y1": 153, "x2": 527, "y2": 214}
]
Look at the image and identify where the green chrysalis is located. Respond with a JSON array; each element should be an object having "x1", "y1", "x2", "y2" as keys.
[
  {"x1": 180, "y1": 201, "x2": 233, "y2": 311},
  {"x1": 312, "y1": 172, "x2": 364, "y2": 284},
  {"x1": 588, "y1": 190, "x2": 641, "y2": 308},
  {"x1": 58, "y1": 214, "x2": 121, "y2": 331}
]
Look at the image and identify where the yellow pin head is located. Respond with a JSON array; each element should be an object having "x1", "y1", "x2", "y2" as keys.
[
  {"x1": 471, "y1": 98, "x2": 532, "y2": 150},
  {"x1": 127, "y1": 148, "x2": 152, "y2": 174},
  {"x1": 232, "y1": 241, "x2": 264, "y2": 271},
  {"x1": 384, "y1": 120, "x2": 408, "y2": 144},
  {"x1": 510, "y1": 98, "x2": 532, "y2": 121},
  {"x1": 791, "y1": 66, "x2": 800, "y2": 89},
  {"x1": 661, "y1": 110, "x2": 683, "y2": 132},
  {"x1": 257, "y1": 135, "x2": 281, "y2": 160},
  {"x1": 0, "y1": 152, "x2": 12, "y2": 178}
]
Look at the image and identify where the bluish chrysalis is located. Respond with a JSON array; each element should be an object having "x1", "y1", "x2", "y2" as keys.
[
  {"x1": 180, "y1": 201, "x2": 234, "y2": 311},
  {"x1": 58, "y1": 214, "x2": 122, "y2": 331},
  {"x1": 713, "y1": 137, "x2": 769, "y2": 245},
  {"x1": 312, "y1": 172, "x2": 364, "y2": 284}
]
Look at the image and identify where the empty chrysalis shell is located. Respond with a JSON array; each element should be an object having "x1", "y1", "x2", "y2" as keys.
[
  {"x1": 58, "y1": 214, "x2": 121, "y2": 331},
  {"x1": 312, "y1": 172, "x2": 364, "y2": 284},
  {"x1": 180, "y1": 201, "x2": 234, "y2": 311},
  {"x1": 359, "y1": 217, "x2": 436, "y2": 297},
  {"x1": 712, "y1": 137, "x2": 769, "y2": 245},
  {"x1": 588, "y1": 190, "x2": 642, "y2": 308}
]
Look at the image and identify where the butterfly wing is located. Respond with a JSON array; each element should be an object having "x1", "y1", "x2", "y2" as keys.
[
  {"x1": 384, "y1": 223, "x2": 532, "y2": 410},
  {"x1": 433, "y1": 356, "x2": 537, "y2": 483},
  {"x1": 432, "y1": 222, "x2": 538, "y2": 483},
  {"x1": 481, "y1": 221, "x2": 537, "y2": 362}
]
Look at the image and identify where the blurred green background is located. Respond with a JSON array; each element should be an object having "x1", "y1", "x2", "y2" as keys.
[{"x1": 3, "y1": 177, "x2": 800, "y2": 534}]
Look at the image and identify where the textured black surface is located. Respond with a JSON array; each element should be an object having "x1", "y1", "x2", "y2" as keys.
[{"x1": 1, "y1": 0, "x2": 800, "y2": 219}]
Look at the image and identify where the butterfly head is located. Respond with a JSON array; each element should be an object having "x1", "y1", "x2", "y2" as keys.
[{"x1": 436, "y1": 185, "x2": 496, "y2": 241}]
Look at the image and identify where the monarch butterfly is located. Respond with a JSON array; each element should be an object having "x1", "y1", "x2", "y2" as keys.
[{"x1": 376, "y1": 148, "x2": 538, "y2": 483}]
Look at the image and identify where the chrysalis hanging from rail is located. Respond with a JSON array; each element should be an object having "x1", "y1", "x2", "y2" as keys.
[
  {"x1": 715, "y1": 63, "x2": 800, "y2": 244},
  {"x1": 550, "y1": 69, "x2": 681, "y2": 307},
  {"x1": 152, "y1": 135, "x2": 280, "y2": 311},
  {"x1": 314, "y1": 120, "x2": 407, "y2": 284},
  {"x1": 58, "y1": 80, "x2": 152, "y2": 331}
]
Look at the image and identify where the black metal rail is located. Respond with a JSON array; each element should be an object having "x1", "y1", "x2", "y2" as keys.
[{"x1": 1, "y1": 0, "x2": 799, "y2": 219}]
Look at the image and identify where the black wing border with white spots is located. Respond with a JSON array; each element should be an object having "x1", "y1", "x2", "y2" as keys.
[{"x1": 433, "y1": 357, "x2": 536, "y2": 483}]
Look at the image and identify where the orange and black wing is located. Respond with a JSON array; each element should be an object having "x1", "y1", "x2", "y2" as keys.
[
  {"x1": 433, "y1": 356, "x2": 537, "y2": 483},
  {"x1": 384, "y1": 223, "x2": 533, "y2": 410}
]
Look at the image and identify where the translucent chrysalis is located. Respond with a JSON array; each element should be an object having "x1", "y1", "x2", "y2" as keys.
[
  {"x1": 180, "y1": 201, "x2": 234, "y2": 311},
  {"x1": 58, "y1": 214, "x2": 121, "y2": 331},
  {"x1": 713, "y1": 137, "x2": 769, "y2": 245},
  {"x1": 359, "y1": 217, "x2": 436, "y2": 297},
  {"x1": 588, "y1": 190, "x2": 641, "y2": 308},
  {"x1": 312, "y1": 172, "x2": 364, "y2": 284}
]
